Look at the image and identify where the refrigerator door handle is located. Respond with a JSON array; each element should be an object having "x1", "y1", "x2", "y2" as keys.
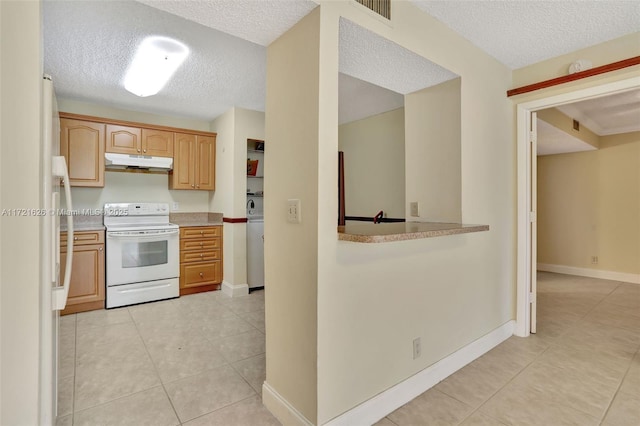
[{"x1": 52, "y1": 155, "x2": 73, "y2": 311}]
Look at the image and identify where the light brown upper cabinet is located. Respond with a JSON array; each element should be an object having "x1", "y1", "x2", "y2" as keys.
[
  {"x1": 170, "y1": 133, "x2": 216, "y2": 190},
  {"x1": 106, "y1": 124, "x2": 141, "y2": 155},
  {"x1": 60, "y1": 116, "x2": 105, "y2": 187},
  {"x1": 142, "y1": 129, "x2": 174, "y2": 157},
  {"x1": 106, "y1": 125, "x2": 174, "y2": 158}
]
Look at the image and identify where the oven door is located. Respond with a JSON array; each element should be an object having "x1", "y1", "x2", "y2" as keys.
[{"x1": 106, "y1": 229, "x2": 179, "y2": 286}]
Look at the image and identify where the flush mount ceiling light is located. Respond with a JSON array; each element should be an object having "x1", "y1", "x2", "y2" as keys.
[{"x1": 124, "y1": 36, "x2": 189, "y2": 97}]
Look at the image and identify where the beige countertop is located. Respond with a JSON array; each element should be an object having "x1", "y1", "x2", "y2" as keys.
[
  {"x1": 338, "y1": 222, "x2": 489, "y2": 243},
  {"x1": 170, "y1": 212, "x2": 223, "y2": 227},
  {"x1": 60, "y1": 216, "x2": 105, "y2": 232}
]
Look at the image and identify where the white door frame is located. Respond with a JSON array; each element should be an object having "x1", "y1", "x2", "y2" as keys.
[{"x1": 514, "y1": 75, "x2": 640, "y2": 337}]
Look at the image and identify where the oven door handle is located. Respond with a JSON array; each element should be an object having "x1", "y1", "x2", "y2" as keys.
[{"x1": 107, "y1": 229, "x2": 179, "y2": 238}]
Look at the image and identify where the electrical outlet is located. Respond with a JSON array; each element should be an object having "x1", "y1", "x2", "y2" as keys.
[
  {"x1": 591, "y1": 256, "x2": 598, "y2": 264},
  {"x1": 410, "y1": 202, "x2": 419, "y2": 217},
  {"x1": 413, "y1": 337, "x2": 421, "y2": 359},
  {"x1": 172, "y1": 202, "x2": 179, "y2": 211},
  {"x1": 287, "y1": 199, "x2": 301, "y2": 223}
]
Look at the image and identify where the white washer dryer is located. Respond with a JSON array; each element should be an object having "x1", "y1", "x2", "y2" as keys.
[{"x1": 247, "y1": 216, "x2": 264, "y2": 289}]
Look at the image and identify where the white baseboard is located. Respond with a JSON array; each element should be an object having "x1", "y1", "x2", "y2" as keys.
[
  {"x1": 221, "y1": 280, "x2": 249, "y2": 297},
  {"x1": 263, "y1": 382, "x2": 314, "y2": 426},
  {"x1": 323, "y1": 320, "x2": 516, "y2": 426},
  {"x1": 537, "y1": 263, "x2": 640, "y2": 285}
]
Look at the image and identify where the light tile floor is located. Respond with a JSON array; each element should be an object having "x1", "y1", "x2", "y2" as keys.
[
  {"x1": 57, "y1": 289, "x2": 279, "y2": 426},
  {"x1": 377, "y1": 272, "x2": 640, "y2": 426},
  {"x1": 60, "y1": 274, "x2": 640, "y2": 425}
]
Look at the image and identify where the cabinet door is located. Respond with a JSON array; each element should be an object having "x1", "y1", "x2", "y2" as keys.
[
  {"x1": 142, "y1": 128, "x2": 174, "y2": 157},
  {"x1": 170, "y1": 133, "x2": 196, "y2": 189},
  {"x1": 60, "y1": 243, "x2": 105, "y2": 314},
  {"x1": 60, "y1": 118, "x2": 105, "y2": 187},
  {"x1": 196, "y1": 135, "x2": 216, "y2": 190},
  {"x1": 106, "y1": 124, "x2": 141, "y2": 155}
]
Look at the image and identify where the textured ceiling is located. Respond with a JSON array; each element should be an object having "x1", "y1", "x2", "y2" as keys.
[
  {"x1": 339, "y1": 73, "x2": 404, "y2": 125},
  {"x1": 411, "y1": 1, "x2": 640, "y2": 69},
  {"x1": 44, "y1": 0, "x2": 639, "y2": 124},
  {"x1": 537, "y1": 119, "x2": 597, "y2": 156},
  {"x1": 557, "y1": 89, "x2": 640, "y2": 136},
  {"x1": 44, "y1": 0, "x2": 267, "y2": 120},
  {"x1": 339, "y1": 18, "x2": 458, "y2": 95},
  {"x1": 135, "y1": 0, "x2": 318, "y2": 46}
]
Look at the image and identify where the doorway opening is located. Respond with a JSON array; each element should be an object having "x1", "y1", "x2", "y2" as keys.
[{"x1": 514, "y1": 76, "x2": 640, "y2": 337}]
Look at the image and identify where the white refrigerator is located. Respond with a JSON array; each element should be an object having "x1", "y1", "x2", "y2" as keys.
[{"x1": 40, "y1": 75, "x2": 74, "y2": 425}]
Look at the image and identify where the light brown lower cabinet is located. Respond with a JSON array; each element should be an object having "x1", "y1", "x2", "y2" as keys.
[
  {"x1": 60, "y1": 230, "x2": 105, "y2": 315},
  {"x1": 179, "y1": 226, "x2": 223, "y2": 295}
]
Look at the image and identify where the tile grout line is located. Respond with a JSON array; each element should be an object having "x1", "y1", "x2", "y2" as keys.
[
  {"x1": 126, "y1": 304, "x2": 184, "y2": 425},
  {"x1": 598, "y1": 349, "x2": 637, "y2": 424},
  {"x1": 67, "y1": 291, "x2": 267, "y2": 425},
  {"x1": 448, "y1": 342, "x2": 551, "y2": 426},
  {"x1": 595, "y1": 299, "x2": 640, "y2": 425},
  {"x1": 534, "y1": 276, "x2": 634, "y2": 423},
  {"x1": 458, "y1": 273, "x2": 606, "y2": 424},
  {"x1": 537, "y1": 278, "x2": 630, "y2": 422}
]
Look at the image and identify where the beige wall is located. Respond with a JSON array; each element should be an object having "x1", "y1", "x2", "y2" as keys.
[
  {"x1": 512, "y1": 32, "x2": 640, "y2": 88},
  {"x1": 538, "y1": 132, "x2": 640, "y2": 275},
  {"x1": 338, "y1": 108, "x2": 405, "y2": 218},
  {"x1": 405, "y1": 78, "x2": 462, "y2": 222},
  {"x1": 69, "y1": 172, "x2": 209, "y2": 212},
  {"x1": 210, "y1": 107, "x2": 265, "y2": 287},
  {"x1": 260, "y1": 1, "x2": 514, "y2": 423},
  {"x1": 264, "y1": 7, "x2": 320, "y2": 423},
  {"x1": 0, "y1": 1, "x2": 42, "y2": 424},
  {"x1": 57, "y1": 98, "x2": 211, "y2": 212},
  {"x1": 316, "y1": 3, "x2": 514, "y2": 422},
  {"x1": 234, "y1": 108, "x2": 265, "y2": 215},
  {"x1": 537, "y1": 108, "x2": 599, "y2": 149}
]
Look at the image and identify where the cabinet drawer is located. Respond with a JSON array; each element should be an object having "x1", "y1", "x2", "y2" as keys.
[
  {"x1": 180, "y1": 250, "x2": 220, "y2": 263},
  {"x1": 180, "y1": 226, "x2": 221, "y2": 239},
  {"x1": 181, "y1": 262, "x2": 221, "y2": 287},
  {"x1": 180, "y1": 238, "x2": 220, "y2": 251},
  {"x1": 61, "y1": 230, "x2": 105, "y2": 247}
]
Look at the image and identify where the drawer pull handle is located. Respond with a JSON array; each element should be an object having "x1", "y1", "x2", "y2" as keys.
[
  {"x1": 200, "y1": 231, "x2": 204, "y2": 235},
  {"x1": 74, "y1": 236, "x2": 78, "y2": 241},
  {"x1": 99, "y1": 247, "x2": 103, "y2": 251},
  {"x1": 199, "y1": 272, "x2": 204, "y2": 278},
  {"x1": 200, "y1": 254, "x2": 204, "y2": 257}
]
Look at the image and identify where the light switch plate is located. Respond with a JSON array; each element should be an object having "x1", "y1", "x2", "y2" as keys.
[
  {"x1": 172, "y1": 202, "x2": 180, "y2": 211},
  {"x1": 287, "y1": 199, "x2": 301, "y2": 223}
]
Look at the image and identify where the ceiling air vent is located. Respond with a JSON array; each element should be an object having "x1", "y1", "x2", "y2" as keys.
[{"x1": 354, "y1": 0, "x2": 391, "y2": 20}]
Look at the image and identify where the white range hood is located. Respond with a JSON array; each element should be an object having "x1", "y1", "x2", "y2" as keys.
[{"x1": 105, "y1": 153, "x2": 173, "y2": 171}]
